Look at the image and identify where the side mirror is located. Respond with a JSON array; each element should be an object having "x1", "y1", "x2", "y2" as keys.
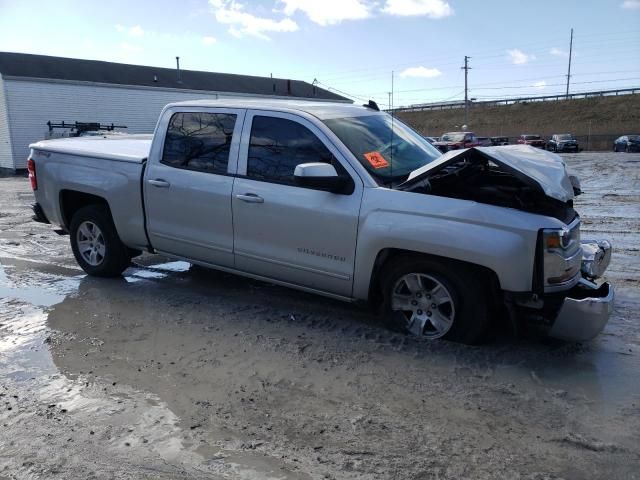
[{"x1": 294, "y1": 163, "x2": 348, "y2": 193}]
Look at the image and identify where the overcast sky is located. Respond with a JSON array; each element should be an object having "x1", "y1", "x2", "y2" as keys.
[{"x1": 1, "y1": 0, "x2": 638, "y2": 107}]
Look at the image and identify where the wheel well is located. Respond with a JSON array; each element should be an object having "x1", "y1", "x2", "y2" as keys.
[
  {"x1": 367, "y1": 248, "x2": 502, "y2": 308},
  {"x1": 59, "y1": 190, "x2": 110, "y2": 229}
]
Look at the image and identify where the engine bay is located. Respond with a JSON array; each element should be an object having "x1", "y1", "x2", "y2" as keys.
[{"x1": 401, "y1": 157, "x2": 576, "y2": 223}]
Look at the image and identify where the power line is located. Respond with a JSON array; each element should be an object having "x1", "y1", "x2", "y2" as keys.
[
  {"x1": 353, "y1": 69, "x2": 640, "y2": 97},
  {"x1": 313, "y1": 81, "x2": 369, "y2": 102},
  {"x1": 469, "y1": 77, "x2": 639, "y2": 91},
  {"x1": 304, "y1": 30, "x2": 639, "y2": 84}
]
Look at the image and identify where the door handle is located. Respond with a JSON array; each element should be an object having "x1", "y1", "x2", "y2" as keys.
[
  {"x1": 236, "y1": 193, "x2": 264, "y2": 203},
  {"x1": 148, "y1": 179, "x2": 170, "y2": 188}
]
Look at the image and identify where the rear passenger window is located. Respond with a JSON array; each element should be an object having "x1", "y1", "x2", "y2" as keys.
[
  {"x1": 162, "y1": 112, "x2": 236, "y2": 174},
  {"x1": 247, "y1": 116, "x2": 334, "y2": 185}
]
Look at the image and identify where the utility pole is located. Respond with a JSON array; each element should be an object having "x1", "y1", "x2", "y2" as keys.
[
  {"x1": 565, "y1": 28, "x2": 574, "y2": 99},
  {"x1": 391, "y1": 71, "x2": 394, "y2": 112},
  {"x1": 461, "y1": 56, "x2": 471, "y2": 127}
]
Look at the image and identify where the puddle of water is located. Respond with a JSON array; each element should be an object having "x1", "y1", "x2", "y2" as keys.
[
  {"x1": 0, "y1": 264, "x2": 72, "y2": 307},
  {"x1": 1, "y1": 257, "x2": 309, "y2": 478},
  {"x1": 0, "y1": 262, "x2": 81, "y2": 379}
]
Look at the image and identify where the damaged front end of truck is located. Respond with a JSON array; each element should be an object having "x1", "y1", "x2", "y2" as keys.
[{"x1": 400, "y1": 145, "x2": 614, "y2": 341}]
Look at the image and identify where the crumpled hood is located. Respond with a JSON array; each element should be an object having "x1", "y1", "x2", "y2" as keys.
[{"x1": 405, "y1": 144, "x2": 575, "y2": 202}]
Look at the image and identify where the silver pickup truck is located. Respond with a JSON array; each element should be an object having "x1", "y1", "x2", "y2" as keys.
[{"x1": 28, "y1": 99, "x2": 613, "y2": 344}]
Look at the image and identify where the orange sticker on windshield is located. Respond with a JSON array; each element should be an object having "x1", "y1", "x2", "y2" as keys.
[{"x1": 363, "y1": 151, "x2": 389, "y2": 169}]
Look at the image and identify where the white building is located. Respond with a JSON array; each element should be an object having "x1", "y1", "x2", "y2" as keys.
[{"x1": 0, "y1": 52, "x2": 347, "y2": 172}]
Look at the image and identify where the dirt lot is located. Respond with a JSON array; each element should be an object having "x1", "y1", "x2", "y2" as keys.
[{"x1": 1, "y1": 153, "x2": 639, "y2": 479}]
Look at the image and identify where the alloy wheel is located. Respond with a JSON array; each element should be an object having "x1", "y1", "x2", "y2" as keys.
[
  {"x1": 391, "y1": 273, "x2": 456, "y2": 339},
  {"x1": 76, "y1": 221, "x2": 106, "y2": 266}
]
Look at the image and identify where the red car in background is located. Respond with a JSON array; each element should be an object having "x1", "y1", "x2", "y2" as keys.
[
  {"x1": 433, "y1": 131, "x2": 479, "y2": 152},
  {"x1": 517, "y1": 134, "x2": 546, "y2": 148}
]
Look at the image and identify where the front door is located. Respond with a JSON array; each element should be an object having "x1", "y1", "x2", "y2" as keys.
[
  {"x1": 232, "y1": 111, "x2": 363, "y2": 297},
  {"x1": 144, "y1": 108, "x2": 245, "y2": 267}
]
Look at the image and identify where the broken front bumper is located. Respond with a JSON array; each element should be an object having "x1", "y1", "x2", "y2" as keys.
[
  {"x1": 548, "y1": 280, "x2": 614, "y2": 341},
  {"x1": 548, "y1": 240, "x2": 614, "y2": 341}
]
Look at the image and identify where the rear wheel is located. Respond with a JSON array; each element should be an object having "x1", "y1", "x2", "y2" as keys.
[
  {"x1": 381, "y1": 257, "x2": 491, "y2": 344},
  {"x1": 70, "y1": 205, "x2": 131, "y2": 277}
]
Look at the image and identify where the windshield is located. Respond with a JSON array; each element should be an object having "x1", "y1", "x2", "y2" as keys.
[
  {"x1": 524, "y1": 135, "x2": 541, "y2": 140},
  {"x1": 441, "y1": 133, "x2": 465, "y2": 142},
  {"x1": 323, "y1": 114, "x2": 441, "y2": 184},
  {"x1": 557, "y1": 134, "x2": 574, "y2": 140},
  {"x1": 628, "y1": 135, "x2": 639, "y2": 141}
]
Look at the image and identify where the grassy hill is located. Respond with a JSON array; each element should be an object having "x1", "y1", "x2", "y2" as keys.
[{"x1": 396, "y1": 93, "x2": 640, "y2": 150}]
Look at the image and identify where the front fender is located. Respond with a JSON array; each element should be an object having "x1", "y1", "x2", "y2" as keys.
[{"x1": 352, "y1": 189, "x2": 559, "y2": 300}]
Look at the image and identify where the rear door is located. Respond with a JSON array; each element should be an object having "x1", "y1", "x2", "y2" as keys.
[
  {"x1": 144, "y1": 108, "x2": 245, "y2": 267},
  {"x1": 231, "y1": 111, "x2": 363, "y2": 297}
]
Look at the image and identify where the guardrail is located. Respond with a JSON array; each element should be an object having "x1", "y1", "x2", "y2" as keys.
[{"x1": 392, "y1": 87, "x2": 640, "y2": 113}]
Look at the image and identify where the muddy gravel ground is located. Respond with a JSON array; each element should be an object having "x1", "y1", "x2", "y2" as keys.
[{"x1": 0, "y1": 152, "x2": 639, "y2": 479}]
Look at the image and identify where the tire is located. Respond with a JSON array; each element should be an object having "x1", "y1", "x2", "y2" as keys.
[
  {"x1": 69, "y1": 204, "x2": 131, "y2": 277},
  {"x1": 380, "y1": 257, "x2": 490, "y2": 344},
  {"x1": 613, "y1": 145, "x2": 618, "y2": 152}
]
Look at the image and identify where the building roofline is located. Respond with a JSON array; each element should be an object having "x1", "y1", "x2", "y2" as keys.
[{"x1": 0, "y1": 51, "x2": 349, "y2": 102}]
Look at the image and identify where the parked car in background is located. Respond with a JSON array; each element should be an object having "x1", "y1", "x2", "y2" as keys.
[
  {"x1": 490, "y1": 136, "x2": 509, "y2": 146},
  {"x1": 613, "y1": 135, "x2": 640, "y2": 153},
  {"x1": 517, "y1": 134, "x2": 546, "y2": 148},
  {"x1": 547, "y1": 134, "x2": 580, "y2": 153},
  {"x1": 433, "y1": 132, "x2": 478, "y2": 152},
  {"x1": 475, "y1": 137, "x2": 492, "y2": 147},
  {"x1": 424, "y1": 136, "x2": 439, "y2": 144}
]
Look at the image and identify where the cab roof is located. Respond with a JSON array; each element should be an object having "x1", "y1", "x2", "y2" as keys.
[{"x1": 165, "y1": 98, "x2": 382, "y2": 120}]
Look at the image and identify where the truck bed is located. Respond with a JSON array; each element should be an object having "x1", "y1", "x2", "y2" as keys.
[
  {"x1": 30, "y1": 134, "x2": 153, "y2": 163},
  {"x1": 30, "y1": 134, "x2": 151, "y2": 251}
]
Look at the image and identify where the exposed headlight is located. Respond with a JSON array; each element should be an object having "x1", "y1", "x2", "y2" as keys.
[{"x1": 541, "y1": 222, "x2": 582, "y2": 288}]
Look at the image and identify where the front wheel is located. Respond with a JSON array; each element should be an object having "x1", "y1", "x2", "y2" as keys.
[
  {"x1": 70, "y1": 205, "x2": 131, "y2": 277},
  {"x1": 381, "y1": 257, "x2": 490, "y2": 344}
]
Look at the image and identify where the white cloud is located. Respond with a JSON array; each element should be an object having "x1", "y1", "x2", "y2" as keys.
[
  {"x1": 399, "y1": 66, "x2": 442, "y2": 78},
  {"x1": 507, "y1": 48, "x2": 535, "y2": 65},
  {"x1": 533, "y1": 80, "x2": 546, "y2": 90},
  {"x1": 549, "y1": 47, "x2": 568, "y2": 57},
  {"x1": 210, "y1": 0, "x2": 298, "y2": 40},
  {"x1": 202, "y1": 36, "x2": 217, "y2": 45},
  {"x1": 621, "y1": 0, "x2": 640, "y2": 9},
  {"x1": 279, "y1": 0, "x2": 371, "y2": 25},
  {"x1": 129, "y1": 25, "x2": 144, "y2": 37},
  {"x1": 115, "y1": 24, "x2": 125, "y2": 32},
  {"x1": 382, "y1": 0, "x2": 454, "y2": 18}
]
